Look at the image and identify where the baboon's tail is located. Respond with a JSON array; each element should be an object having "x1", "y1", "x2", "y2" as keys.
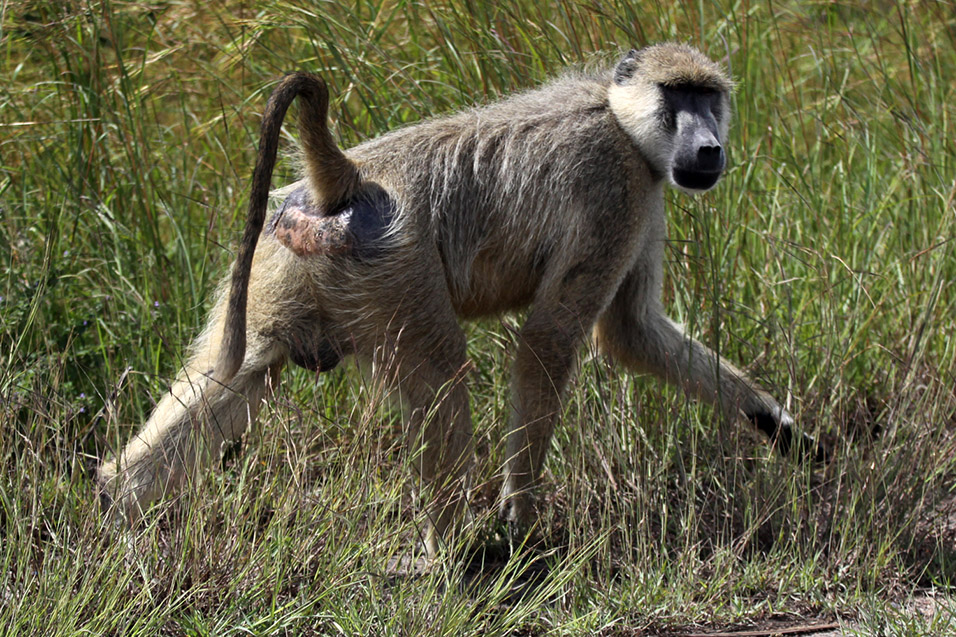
[{"x1": 216, "y1": 72, "x2": 360, "y2": 382}]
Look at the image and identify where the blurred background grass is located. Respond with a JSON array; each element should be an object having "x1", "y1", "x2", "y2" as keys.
[{"x1": 1, "y1": 0, "x2": 955, "y2": 634}]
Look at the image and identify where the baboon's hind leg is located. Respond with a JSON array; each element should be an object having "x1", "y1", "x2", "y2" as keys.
[
  {"x1": 398, "y1": 347, "x2": 473, "y2": 557},
  {"x1": 363, "y1": 272, "x2": 473, "y2": 557},
  {"x1": 97, "y1": 303, "x2": 286, "y2": 522}
]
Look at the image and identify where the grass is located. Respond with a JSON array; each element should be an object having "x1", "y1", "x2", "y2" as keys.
[{"x1": 2, "y1": 0, "x2": 955, "y2": 634}]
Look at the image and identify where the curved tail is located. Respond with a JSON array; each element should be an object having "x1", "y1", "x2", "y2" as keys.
[{"x1": 216, "y1": 72, "x2": 360, "y2": 382}]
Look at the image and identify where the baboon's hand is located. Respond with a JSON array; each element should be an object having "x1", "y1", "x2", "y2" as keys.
[{"x1": 747, "y1": 407, "x2": 828, "y2": 463}]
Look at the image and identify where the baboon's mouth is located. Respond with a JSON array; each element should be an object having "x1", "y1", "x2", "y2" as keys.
[{"x1": 672, "y1": 168, "x2": 722, "y2": 192}]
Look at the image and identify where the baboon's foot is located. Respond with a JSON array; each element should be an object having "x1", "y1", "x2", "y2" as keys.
[
  {"x1": 95, "y1": 460, "x2": 155, "y2": 526},
  {"x1": 496, "y1": 491, "x2": 547, "y2": 556},
  {"x1": 419, "y1": 488, "x2": 474, "y2": 559},
  {"x1": 422, "y1": 523, "x2": 444, "y2": 560}
]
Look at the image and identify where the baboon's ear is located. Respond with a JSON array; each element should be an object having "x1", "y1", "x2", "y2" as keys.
[{"x1": 613, "y1": 49, "x2": 640, "y2": 85}]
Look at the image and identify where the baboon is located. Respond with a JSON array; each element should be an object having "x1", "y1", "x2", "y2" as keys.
[{"x1": 98, "y1": 43, "x2": 815, "y2": 556}]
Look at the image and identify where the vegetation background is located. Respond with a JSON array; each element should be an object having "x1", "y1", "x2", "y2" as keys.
[{"x1": 2, "y1": 0, "x2": 955, "y2": 634}]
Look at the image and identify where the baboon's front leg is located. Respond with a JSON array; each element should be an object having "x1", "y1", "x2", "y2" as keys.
[
  {"x1": 594, "y1": 267, "x2": 809, "y2": 455},
  {"x1": 97, "y1": 305, "x2": 286, "y2": 522},
  {"x1": 398, "y1": 347, "x2": 473, "y2": 557},
  {"x1": 500, "y1": 303, "x2": 592, "y2": 527}
]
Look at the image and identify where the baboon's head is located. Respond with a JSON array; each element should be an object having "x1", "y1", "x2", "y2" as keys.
[{"x1": 608, "y1": 43, "x2": 733, "y2": 193}]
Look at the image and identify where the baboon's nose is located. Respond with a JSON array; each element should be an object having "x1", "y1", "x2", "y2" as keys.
[
  {"x1": 696, "y1": 143, "x2": 723, "y2": 172},
  {"x1": 697, "y1": 144, "x2": 724, "y2": 165},
  {"x1": 698, "y1": 143, "x2": 721, "y2": 160}
]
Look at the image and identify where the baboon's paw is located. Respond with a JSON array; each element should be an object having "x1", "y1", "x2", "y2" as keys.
[
  {"x1": 95, "y1": 462, "x2": 144, "y2": 527},
  {"x1": 95, "y1": 467, "x2": 116, "y2": 513},
  {"x1": 95, "y1": 464, "x2": 129, "y2": 525},
  {"x1": 746, "y1": 408, "x2": 829, "y2": 463},
  {"x1": 493, "y1": 510, "x2": 545, "y2": 556}
]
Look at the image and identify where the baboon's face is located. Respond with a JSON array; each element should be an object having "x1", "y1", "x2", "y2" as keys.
[
  {"x1": 663, "y1": 86, "x2": 726, "y2": 192},
  {"x1": 607, "y1": 45, "x2": 732, "y2": 195}
]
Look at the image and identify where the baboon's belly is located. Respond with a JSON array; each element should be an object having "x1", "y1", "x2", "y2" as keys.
[{"x1": 453, "y1": 250, "x2": 541, "y2": 319}]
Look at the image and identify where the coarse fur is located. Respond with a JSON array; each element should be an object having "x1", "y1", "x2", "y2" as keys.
[{"x1": 98, "y1": 43, "x2": 815, "y2": 557}]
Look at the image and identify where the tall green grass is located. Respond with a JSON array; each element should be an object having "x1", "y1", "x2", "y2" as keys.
[{"x1": 2, "y1": 1, "x2": 955, "y2": 634}]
